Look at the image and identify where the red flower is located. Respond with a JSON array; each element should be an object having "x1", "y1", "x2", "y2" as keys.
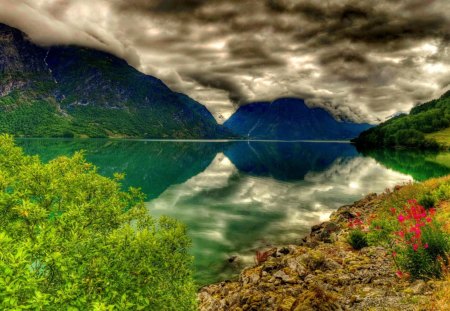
[
  {"x1": 398, "y1": 214, "x2": 406, "y2": 223},
  {"x1": 396, "y1": 270, "x2": 404, "y2": 278},
  {"x1": 413, "y1": 244, "x2": 419, "y2": 251},
  {"x1": 424, "y1": 243, "x2": 429, "y2": 249}
]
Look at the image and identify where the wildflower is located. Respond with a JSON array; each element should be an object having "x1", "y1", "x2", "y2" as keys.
[
  {"x1": 424, "y1": 243, "x2": 429, "y2": 249},
  {"x1": 398, "y1": 214, "x2": 405, "y2": 223},
  {"x1": 396, "y1": 270, "x2": 404, "y2": 278},
  {"x1": 413, "y1": 244, "x2": 419, "y2": 251}
]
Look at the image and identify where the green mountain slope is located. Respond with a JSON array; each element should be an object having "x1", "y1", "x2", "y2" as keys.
[
  {"x1": 0, "y1": 23, "x2": 229, "y2": 138},
  {"x1": 353, "y1": 91, "x2": 450, "y2": 149}
]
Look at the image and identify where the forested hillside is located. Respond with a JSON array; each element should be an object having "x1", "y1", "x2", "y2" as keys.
[{"x1": 353, "y1": 91, "x2": 450, "y2": 149}]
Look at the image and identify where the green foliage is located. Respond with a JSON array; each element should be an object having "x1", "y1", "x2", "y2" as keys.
[
  {"x1": 419, "y1": 194, "x2": 436, "y2": 210},
  {"x1": 367, "y1": 219, "x2": 398, "y2": 247},
  {"x1": 354, "y1": 91, "x2": 450, "y2": 149},
  {"x1": 347, "y1": 230, "x2": 369, "y2": 250},
  {"x1": 397, "y1": 223, "x2": 450, "y2": 279},
  {"x1": 0, "y1": 135, "x2": 197, "y2": 310}
]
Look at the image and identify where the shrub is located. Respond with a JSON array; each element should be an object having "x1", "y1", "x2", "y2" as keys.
[
  {"x1": 419, "y1": 194, "x2": 436, "y2": 210},
  {"x1": 347, "y1": 230, "x2": 369, "y2": 250},
  {"x1": 390, "y1": 200, "x2": 450, "y2": 279},
  {"x1": 0, "y1": 135, "x2": 197, "y2": 310}
]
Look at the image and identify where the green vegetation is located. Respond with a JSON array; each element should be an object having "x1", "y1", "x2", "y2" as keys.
[
  {"x1": 360, "y1": 148, "x2": 450, "y2": 181},
  {"x1": 354, "y1": 91, "x2": 450, "y2": 149},
  {"x1": 360, "y1": 176, "x2": 450, "y2": 280},
  {"x1": 0, "y1": 135, "x2": 197, "y2": 310},
  {"x1": 347, "y1": 229, "x2": 368, "y2": 250},
  {"x1": 427, "y1": 127, "x2": 450, "y2": 149}
]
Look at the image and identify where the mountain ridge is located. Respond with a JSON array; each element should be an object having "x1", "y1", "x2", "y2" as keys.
[
  {"x1": 224, "y1": 98, "x2": 372, "y2": 140},
  {"x1": 0, "y1": 23, "x2": 229, "y2": 139}
]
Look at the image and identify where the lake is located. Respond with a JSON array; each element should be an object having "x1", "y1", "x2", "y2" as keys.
[{"x1": 17, "y1": 139, "x2": 450, "y2": 285}]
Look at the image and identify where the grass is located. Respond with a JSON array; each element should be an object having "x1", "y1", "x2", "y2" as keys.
[{"x1": 427, "y1": 127, "x2": 450, "y2": 148}]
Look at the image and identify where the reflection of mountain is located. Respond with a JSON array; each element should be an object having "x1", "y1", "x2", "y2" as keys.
[
  {"x1": 150, "y1": 153, "x2": 412, "y2": 285},
  {"x1": 18, "y1": 139, "x2": 221, "y2": 199},
  {"x1": 224, "y1": 141, "x2": 358, "y2": 180},
  {"x1": 361, "y1": 149, "x2": 450, "y2": 181}
]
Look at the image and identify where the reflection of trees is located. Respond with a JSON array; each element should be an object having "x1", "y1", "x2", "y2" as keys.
[
  {"x1": 361, "y1": 149, "x2": 450, "y2": 181},
  {"x1": 18, "y1": 139, "x2": 221, "y2": 198}
]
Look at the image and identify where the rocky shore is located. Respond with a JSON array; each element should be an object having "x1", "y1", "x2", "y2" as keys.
[{"x1": 199, "y1": 192, "x2": 438, "y2": 310}]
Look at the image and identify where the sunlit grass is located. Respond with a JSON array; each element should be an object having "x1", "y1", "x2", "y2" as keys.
[{"x1": 427, "y1": 127, "x2": 450, "y2": 148}]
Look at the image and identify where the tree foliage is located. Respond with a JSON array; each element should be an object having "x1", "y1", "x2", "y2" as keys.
[
  {"x1": 354, "y1": 91, "x2": 450, "y2": 149},
  {"x1": 0, "y1": 135, "x2": 197, "y2": 310}
]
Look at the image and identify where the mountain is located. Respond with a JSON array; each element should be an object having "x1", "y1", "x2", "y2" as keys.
[
  {"x1": 223, "y1": 98, "x2": 372, "y2": 140},
  {"x1": 353, "y1": 91, "x2": 450, "y2": 149},
  {"x1": 0, "y1": 23, "x2": 228, "y2": 138}
]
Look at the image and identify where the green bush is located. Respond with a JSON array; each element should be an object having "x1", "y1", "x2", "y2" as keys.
[
  {"x1": 397, "y1": 223, "x2": 449, "y2": 279},
  {"x1": 0, "y1": 135, "x2": 197, "y2": 310},
  {"x1": 419, "y1": 194, "x2": 436, "y2": 210},
  {"x1": 347, "y1": 230, "x2": 368, "y2": 250}
]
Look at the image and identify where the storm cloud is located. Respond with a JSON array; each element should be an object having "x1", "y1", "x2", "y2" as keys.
[{"x1": 0, "y1": 0, "x2": 449, "y2": 122}]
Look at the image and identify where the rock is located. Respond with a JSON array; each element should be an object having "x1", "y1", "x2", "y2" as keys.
[
  {"x1": 286, "y1": 257, "x2": 308, "y2": 278},
  {"x1": 310, "y1": 221, "x2": 341, "y2": 243},
  {"x1": 273, "y1": 268, "x2": 298, "y2": 284},
  {"x1": 240, "y1": 267, "x2": 261, "y2": 285},
  {"x1": 228, "y1": 255, "x2": 238, "y2": 263}
]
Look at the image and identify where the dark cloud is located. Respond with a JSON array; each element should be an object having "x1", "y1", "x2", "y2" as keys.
[{"x1": 0, "y1": 0, "x2": 449, "y2": 122}]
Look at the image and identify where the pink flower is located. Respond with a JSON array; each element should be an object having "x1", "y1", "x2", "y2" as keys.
[
  {"x1": 424, "y1": 243, "x2": 429, "y2": 249},
  {"x1": 398, "y1": 214, "x2": 406, "y2": 223},
  {"x1": 413, "y1": 244, "x2": 419, "y2": 251}
]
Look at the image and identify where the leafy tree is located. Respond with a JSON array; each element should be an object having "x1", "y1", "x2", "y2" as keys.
[{"x1": 0, "y1": 135, "x2": 197, "y2": 310}]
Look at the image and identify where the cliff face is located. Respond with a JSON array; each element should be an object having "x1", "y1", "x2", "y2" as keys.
[{"x1": 0, "y1": 23, "x2": 228, "y2": 138}]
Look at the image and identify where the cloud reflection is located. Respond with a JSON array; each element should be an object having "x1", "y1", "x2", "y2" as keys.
[{"x1": 148, "y1": 152, "x2": 412, "y2": 284}]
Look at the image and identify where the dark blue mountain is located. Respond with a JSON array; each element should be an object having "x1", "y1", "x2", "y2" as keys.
[{"x1": 224, "y1": 98, "x2": 372, "y2": 140}]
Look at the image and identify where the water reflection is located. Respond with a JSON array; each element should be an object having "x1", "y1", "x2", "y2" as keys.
[
  {"x1": 18, "y1": 139, "x2": 221, "y2": 199},
  {"x1": 360, "y1": 148, "x2": 450, "y2": 181},
  {"x1": 150, "y1": 152, "x2": 413, "y2": 284},
  {"x1": 17, "y1": 139, "x2": 450, "y2": 285}
]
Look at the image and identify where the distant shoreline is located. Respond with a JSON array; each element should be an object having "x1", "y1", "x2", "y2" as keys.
[{"x1": 15, "y1": 137, "x2": 353, "y2": 143}]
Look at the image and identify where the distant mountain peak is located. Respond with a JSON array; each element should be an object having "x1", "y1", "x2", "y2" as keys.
[{"x1": 224, "y1": 98, "x2": 372, "y2": 140}]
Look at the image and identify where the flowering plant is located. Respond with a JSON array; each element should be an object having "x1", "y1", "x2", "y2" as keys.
[{"x1": 387, "y1": 199, "x2": 449, "y2": 279}]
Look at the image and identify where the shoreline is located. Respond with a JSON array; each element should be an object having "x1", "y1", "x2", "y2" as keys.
[{"x1": 198, "y1": 189, "x2": 438, "y2": 310}]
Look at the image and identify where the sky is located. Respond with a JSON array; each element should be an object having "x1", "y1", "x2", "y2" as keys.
[{"x1": 0, "y1": 0, "x2": 449, "y2": 123}]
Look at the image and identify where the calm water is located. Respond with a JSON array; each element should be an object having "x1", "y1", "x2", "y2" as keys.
[{"x1": 17, "y1": 139, "x2": 450, "y2": 285}]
